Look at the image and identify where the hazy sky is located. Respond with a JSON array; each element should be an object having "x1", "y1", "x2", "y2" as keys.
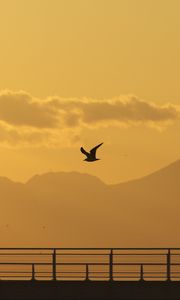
[{"x1": 0, "y1": 0, "x2": 180, "y2": 183}]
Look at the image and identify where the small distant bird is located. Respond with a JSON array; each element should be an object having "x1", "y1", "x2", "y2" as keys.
[{"x1": 80, "y1": 143, "x2": 103, "y2": 162}]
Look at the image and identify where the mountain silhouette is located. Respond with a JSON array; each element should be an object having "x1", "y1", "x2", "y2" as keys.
[{"x1": 0, "y1": 160, "x2": 180, "y2": 247}]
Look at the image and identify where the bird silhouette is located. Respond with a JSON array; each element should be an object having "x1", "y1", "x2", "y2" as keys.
[{"x1": 80, "y1": 143, "x2": 103, "y2": 162}]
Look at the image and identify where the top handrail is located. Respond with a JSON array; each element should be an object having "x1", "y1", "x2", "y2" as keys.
[{"x1": 0, "y1": 247, "x2": 179, "y2": 250}]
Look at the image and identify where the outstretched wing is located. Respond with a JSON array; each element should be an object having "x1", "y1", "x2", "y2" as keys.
[
  {"x1": 90, "y1": 143, "x2": 103, "y2": 157},
  {"x1": 80, "y1": 147, "x2": 89, "y2": 157}
]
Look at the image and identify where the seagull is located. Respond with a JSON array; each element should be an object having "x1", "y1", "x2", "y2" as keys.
[{"x1": 80, "y1": 143, "x2": 103, "y2": 162}]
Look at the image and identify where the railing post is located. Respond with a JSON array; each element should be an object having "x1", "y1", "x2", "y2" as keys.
[
  {"x1": 52, "y1": 249, "x2": 56, "y2": 280},
  {"x1": 109, "y1": 249, "x2": 113, "y2": 281},
  {"x1": 140, "y1": 264, "x2": 144, "y2": 281},
  {"x1": 32, "y1": 264, "x2": 35, "y2": 281},
  {"x1": 167, "y1": 249, "x2": 171, "y2": 281},
  {"x1": 86, "y1": 264, "x2": 89, "y2": 281}
]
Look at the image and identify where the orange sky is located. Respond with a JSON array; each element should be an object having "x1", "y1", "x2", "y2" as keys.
[{"x1": 0, "y1": 0, "x2": 180, "y2": 183}]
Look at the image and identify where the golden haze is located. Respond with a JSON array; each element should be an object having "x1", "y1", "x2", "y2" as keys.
[{"x1": 0, "y1": 0, "x2": 179, "y2": 247}]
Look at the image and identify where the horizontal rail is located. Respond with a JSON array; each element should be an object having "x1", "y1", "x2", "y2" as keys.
[
  {"x1": 0, "y1": 262, "x2": 178, "y2": 266},
  {"x1": 0, "y1": 247, "x2": 180, "y2": 250}
]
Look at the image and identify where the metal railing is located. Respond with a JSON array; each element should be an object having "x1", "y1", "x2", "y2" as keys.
[{"x1": 0, "y1": 248, "x2": 180, "y2": 281}]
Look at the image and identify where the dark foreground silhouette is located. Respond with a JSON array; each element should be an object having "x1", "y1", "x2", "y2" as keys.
[{"x1": 0, "y1": 248, "x2": 180, "y2": 299}]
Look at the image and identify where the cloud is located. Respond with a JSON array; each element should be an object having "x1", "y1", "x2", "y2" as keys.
[
  {"x1": 0, "y1": 90, "x2": 179, "y2": 147},
  {"x1": 62, "y1": 97, "x2": 179, "y2": 125},
  {"x1": 0, "y1": 90, "x2": 58, "y2": 128}
]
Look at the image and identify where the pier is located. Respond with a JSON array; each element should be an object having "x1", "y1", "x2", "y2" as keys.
[{"x1": 0, "y1": 247, "x2": 180, "y2": 299}]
